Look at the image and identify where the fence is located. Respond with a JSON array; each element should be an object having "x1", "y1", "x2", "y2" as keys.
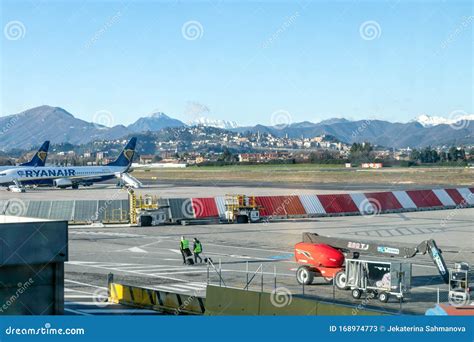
[
  {"x1": 205, "y1": 259, "x2": 460, "y2": 315},
  {"x1": 1, "y1": 199, "x2": 130, "y2": 224}
]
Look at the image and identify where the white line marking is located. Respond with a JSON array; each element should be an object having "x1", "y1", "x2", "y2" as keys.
[
  {"x1": 170, "y1": 284, "x2": 206, "y2": 291},
  {"x1": 128, "y1": 247, "x2": 148, "y2": 253},
  {"x1": 150, "y1": 270, "x2": 209, "y2": 276},
  {"x1": 119, "y1": 266, "x2": 186, "y2": 273},
  {"x1": 64, "y1": 308, "x2": 92, "y2": 316},
  {"x1": 151, "y1": 285, "x2": 189, "y2": 293},
  {"x1": 68, "y1": 261, "x2": 135, "y2": 268},
  {"x1": 187, "y1": 282, "x2": 207, "y2": 288},
  {"x1": 64, "y1": 301, "x2": 111, "y2": 306},
  {"x1": 64, "y1": 288, "x2": 97, "y2": 295},
  {"x1": 64, "y1": 279, "x2": 107, "y2": 290},
  {"x1": 417, "y1": 286, "x2": 448, "y2": 291},
  {"x1": 203, "y1": 242, "x2": 289, "y2": 254},
  {"x1": 79, "y1": 309, "x2": 157, "y2": 314},
  {"x1": 112, "y1": 264, "x2": 171, "y2": 270},
  {"x1": 130, "y1": 266, "x2": 200, "y2": 272},
  {"x1": 82, "y1": 263, "x2": 133, "y2": 268},
  {"x1": 68, "y1": 262, "x2": 206, "y2": 283}
]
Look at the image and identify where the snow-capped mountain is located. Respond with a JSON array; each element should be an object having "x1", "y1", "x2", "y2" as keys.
[
  {"x1": 415, "y1": 114, "x2": 474, "y2": 127},
  {"x1": 189, "y1": 117, "x2": 239, "y2": 129}
]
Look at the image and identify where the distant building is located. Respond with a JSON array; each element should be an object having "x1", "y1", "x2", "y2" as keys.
[
  {"x1": 96, "y1": 151, "x2": 108, "y2": 162},
  {"x1": 361, "y1": 163, "x2": 383, "y2": 169},
  {"x1": 139, "y1": 155, "x2": 154, "y2": 164},
  {"x1": 160, "y1": 151, "x2": 177, "y2": 160}
]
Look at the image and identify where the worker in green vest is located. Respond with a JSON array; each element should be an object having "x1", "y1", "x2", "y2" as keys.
[
  {"x1": 180, "y1": 236, "x2": 190, "y2": 264},
  {"x1": 193, "y1": 238, "x2": 203, "y2": 264}
]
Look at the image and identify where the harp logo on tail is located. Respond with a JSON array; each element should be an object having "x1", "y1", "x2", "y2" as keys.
[
  {"x1": 37, "y1": 151, "x2": 47, "y2": 162},
  {"x1": 124, "y1": 149, "x2": 134, "y2": 161}
]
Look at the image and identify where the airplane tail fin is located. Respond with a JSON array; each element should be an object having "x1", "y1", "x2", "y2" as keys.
[
  {"x1": 20, "y1": 141, "x2": 50, "y2": 167},
  {"x1": 106, "y1": 137, "x2": 137, "y2": 169}
]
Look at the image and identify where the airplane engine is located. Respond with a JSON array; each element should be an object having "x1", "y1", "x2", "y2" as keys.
[
  {"x1": 294, "y1": 242, "x2": 345, "y2": 268},
  {"x1": 53, "y1": 178, "x2": 73, "y2": 188}
]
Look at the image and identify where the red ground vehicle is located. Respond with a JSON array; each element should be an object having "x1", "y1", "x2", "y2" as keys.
[
  {"x1": 294, "y1": 232, "x2": 450, "y2": 289},
  {"x1": 294, "y1": 242, "x2": 346, "y2": 286}
]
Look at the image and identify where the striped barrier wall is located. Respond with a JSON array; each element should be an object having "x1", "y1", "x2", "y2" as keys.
[
  {"x1": 432, "y1": 189, "x2": 456, "y2": 207},
  {"x1": 2, "y1": 188, "x2": 472, "y2": 224},
  {"x1": 254, "y1": 195, "x2": 307, "y2": 218},
  {"x1": 177, "y1": 188, "x2": 474, "y2": 221},
  {"x1": 316, "y1": 194, "x2": 360, "y2": 214},
  {"x1": 361, "y1": 191, "x2": 403, "y2": 211},
  {"x1": 444, "y1": 188, "x2": 466, "y2": 205},
  {"x1": 299, "y1": 195, "x2": 326, "y2": 215},
  {"x1": 109, "y1": 282, "x2": 206, "y2": 315},
  {"x1": 458, "y1": 188, "x2": 474, "y2": 205},
  {"x1": 192, "y1": 197, "x2": 219, "y2": 219},
  {"x1": 406, "y1": 190, "x2": 443, "y2": 208},
  {"x1": 392, "y1": 191, "x2": 417, "y2": 209}
]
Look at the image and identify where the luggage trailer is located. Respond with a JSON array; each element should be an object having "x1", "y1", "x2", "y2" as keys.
[{"x1": 343, "y1": 258, "x2": 412, "y2": 303}]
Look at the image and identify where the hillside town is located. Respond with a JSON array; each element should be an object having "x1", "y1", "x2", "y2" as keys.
[{"x1": 1, "y1": 125, "x2": 472, "y2": 168}]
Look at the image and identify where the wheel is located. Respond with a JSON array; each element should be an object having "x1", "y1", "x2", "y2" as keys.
[
  {"x1": 296, "y1": 266, "x2": 314, "y2": 285},
  {"x1": 335, "y1": 271, "x2": 349, "y2": 290},
  {"x1": 236, "y1": 215, "x2": 249, "y2": 223},
  {"x1": 352, "y1": 288, "x2": 362, "y2": 299},
  {"x1": 379, "y1": 292, "x2": 389, "y2": 303},
  {"x1": 72, "y1": 184, "x2": 79, "y2": 189},
  {"x1": 140, "y1": 216, "x2": 152, "y2": 227}
]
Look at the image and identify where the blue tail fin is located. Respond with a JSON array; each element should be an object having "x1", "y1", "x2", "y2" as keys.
[
  {"x1": 21, "y1": 141, "x2": 50, "y2": 167},
  {"x1": 106, "y1": 137, "x2": 137, "y2": 169}
]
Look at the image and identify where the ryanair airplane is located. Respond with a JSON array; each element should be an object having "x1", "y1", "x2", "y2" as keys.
[
  {"x1": 0, "y1": 137, "x2": 141, "y2": 191},
  {"x1": 0, "y1": 141, "x2": 50, "y2": 172}
]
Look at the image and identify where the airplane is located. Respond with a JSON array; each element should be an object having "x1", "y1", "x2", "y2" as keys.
[
  {"x1": 1, "y1": 141, "x2": 50, "y2": 191},
  {"x1": 0, "y1": 137, "x2": 142, "y2": 191},
  {"x1": 0, "y1": 141, "x2": 50, "y2": 172}
]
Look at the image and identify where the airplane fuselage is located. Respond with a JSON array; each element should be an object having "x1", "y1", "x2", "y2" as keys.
[{"x1": 0, "y1": 165, "x2": 126, "y2": 186}]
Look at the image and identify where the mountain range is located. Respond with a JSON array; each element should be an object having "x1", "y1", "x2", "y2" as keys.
[
  {"x1": 188, "y1": 117, "x2": 239, "y2": 129},
  {"x1": 0, "y1": 105, "x2": 472, "y2": 150}
]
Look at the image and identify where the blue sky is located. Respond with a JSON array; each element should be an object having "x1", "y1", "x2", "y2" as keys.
[{"x1": 1, "y1": 0, "x2": 472, "y2": 126}]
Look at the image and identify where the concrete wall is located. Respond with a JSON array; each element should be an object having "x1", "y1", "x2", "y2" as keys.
[
  {"x1": 0, "y1": 219, "x2": 68, "y2": 315},
  {"x1": 205, "y1": 286, "x2": 385, "y2": 316}
]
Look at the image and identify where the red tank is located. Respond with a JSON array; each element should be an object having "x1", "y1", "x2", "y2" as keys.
[{"x1": 294, "y1": 242, "x2": 344, "y2": 268}]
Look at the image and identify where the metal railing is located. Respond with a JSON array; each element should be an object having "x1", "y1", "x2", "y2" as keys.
[
  {"x1": 206, "y1": 258, "x2": 226, "y2": 287},
  {"x1": 244, "y1": 263, "x2": 264, "y2": 291}
]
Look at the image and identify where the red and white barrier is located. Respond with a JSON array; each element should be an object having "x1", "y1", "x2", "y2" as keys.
[{"x1": 178, "y1": 188, "x2": 474, "y2": 219}]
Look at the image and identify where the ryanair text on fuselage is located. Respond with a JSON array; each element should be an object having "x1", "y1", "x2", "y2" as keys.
[{"x1": 18, "y1": 169, "x2": 76, "y2": 178}]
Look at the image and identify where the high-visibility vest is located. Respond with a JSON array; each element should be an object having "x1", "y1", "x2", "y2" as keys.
[
  {"x1": 194, "y1": 242, "x2": 202, "y2": 253},
  {"x1": 181, "y1": 239, "x2": 189, "y2": 249}
]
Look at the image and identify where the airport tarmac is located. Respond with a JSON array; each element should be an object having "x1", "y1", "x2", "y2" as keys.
[
  {"x1": 64, "y1": 206, "x2": 474, "y2": 315},
  {"x1": 2, "y1": 183, "x2": 472, "y2": 315}
]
